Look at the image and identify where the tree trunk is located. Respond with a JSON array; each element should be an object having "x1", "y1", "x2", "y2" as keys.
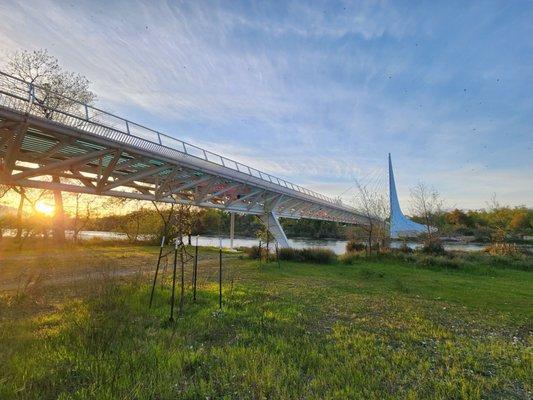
[
  {"x1": 368, "y1": 229, "x2": 372, "y2": 256},
  {"x1": 52, "y1": 176, "x2": 65, "y2": 243},
  {"x1": 16, "y1": 190, "x2": 25, "y2": 240}
]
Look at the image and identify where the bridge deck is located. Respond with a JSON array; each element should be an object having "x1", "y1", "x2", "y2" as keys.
[{"x1": 0, "y1": 70, "x2": 370, "y2": 226}]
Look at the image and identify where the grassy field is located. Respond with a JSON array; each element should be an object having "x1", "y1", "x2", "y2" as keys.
[{"x1": 0, "y1": 243, "x2": 531, "y2": 399}]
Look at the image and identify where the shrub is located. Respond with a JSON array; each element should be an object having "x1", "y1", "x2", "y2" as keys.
[
  {"x1": 346, "y1": 240, "x2": 366, "y2": 253},
  {"x1": 421, "y1": 240, "x2": 446, "y2": 255},
  {"x1": 398, "y1": 243, "x2": 414, "y2": 253},
  {"x1": 244, "y1": 246, "x2": 262, "y2": 259},
  {"x1": 278, "y1": 247, "x2": 336, "y2": 264},
  {"x1": 386, "y1": 248, "x2": 532, "y2": 272},
  {"x1": 278, "y1": 248, "x2": 297, "y2": 261},
  {"x1": 387, "y1": 251, "x2": 417, "y2": 264},
  {"x1": 339, "y1": 252, "x2": 365, "y2": 265},
  {"x1": 484, "y1": 243, "x2": 521, "y2": 257}
]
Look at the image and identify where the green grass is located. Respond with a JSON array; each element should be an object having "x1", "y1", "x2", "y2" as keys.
[{"x1": 0, "y1": 245, "x2": 531, "y2": 399}]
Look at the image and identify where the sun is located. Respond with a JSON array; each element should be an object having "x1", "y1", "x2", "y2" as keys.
[{"x1": 35, "y1": 201, "x2": 55, "y2": 216}]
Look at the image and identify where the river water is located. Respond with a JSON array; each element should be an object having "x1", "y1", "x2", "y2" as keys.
[{"x1": 53, "y1": 230, "x2": 489, "y2": 254}]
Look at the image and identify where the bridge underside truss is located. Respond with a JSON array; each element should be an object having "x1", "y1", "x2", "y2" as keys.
[
  {"x1": 0, "y1": 112, "x2": 367, "y2": 228},
  {"x1": 0, "y1": 66, "x2": 376, "y2": 249}
]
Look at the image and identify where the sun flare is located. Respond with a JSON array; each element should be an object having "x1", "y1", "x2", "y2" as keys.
[{"x1": 35, "y1": 201, "x2": 55, "y2": 216}]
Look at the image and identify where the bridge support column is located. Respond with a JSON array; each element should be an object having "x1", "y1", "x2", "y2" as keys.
[
  {"x1": 229, "y1": 212, "x2": 235, "y2": 249},
  {"x1": 258, "y1": 212, "x2": 290, "y2": 248}
]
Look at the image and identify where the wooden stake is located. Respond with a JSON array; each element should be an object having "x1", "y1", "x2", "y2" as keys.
[
  {"x1": 219, "y1": 239, "x2": 222, "y2": 309},
  {"x1": 169, "y1": 238, "x2": 178, "y2": 321},
  {"x1": 193, "y1": 235, "x2": 198, "y2": 302},
  {"x1": 179, "y1": 238, "x2": 185, "y2": 317},
  {"x1": 149, "y1": 235, "x2": 165, "y2": 308}
]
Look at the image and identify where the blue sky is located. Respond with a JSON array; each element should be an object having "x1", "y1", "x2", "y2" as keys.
[{"x1": 1, "y1": 0, "x2": 532, "y2": 209}]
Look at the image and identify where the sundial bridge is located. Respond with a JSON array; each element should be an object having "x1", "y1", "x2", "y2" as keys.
[{"x1": 0, "y1": 70, "x2": 379, "y2": 247}]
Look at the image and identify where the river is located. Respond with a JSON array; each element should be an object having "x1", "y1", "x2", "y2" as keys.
[{"x1": 45, "y1": 230, "x2": 491, "y2": 254}]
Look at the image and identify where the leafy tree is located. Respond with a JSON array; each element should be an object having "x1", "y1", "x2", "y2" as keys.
[
  {"x1": 4, "y1": 49, "x2": 96, "y2": 242},
  {"x1": 509, "y1": 212, "x2": 531, "y2": 231},
  {"x1": 445, "y1": 209, "x2": 472, "y2": 227}
]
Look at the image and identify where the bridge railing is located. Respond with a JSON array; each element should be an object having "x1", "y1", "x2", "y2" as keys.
[{"x1": 0, "y1": 70, "x2": 348, "y2": 207}]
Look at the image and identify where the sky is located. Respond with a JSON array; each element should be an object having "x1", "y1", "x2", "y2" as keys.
[{"x1": 1, "y1": 0, "x2": 532, "y2": 210}]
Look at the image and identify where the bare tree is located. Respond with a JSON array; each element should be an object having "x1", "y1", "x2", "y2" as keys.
[
  {"x1": 12, "y1": 186, "x2": 26, "y2": 240},
  {"x1": 4, "y1": 49, "x2": 96, "y2": 243},
  {"x1": 176, "y1": 204, "x2": 194, "y2": 244},
  {"x1": 6, "y1": 49, "x2": 96, "y2": 119},
  {"x1": 353, "y1": 181, "x2": 389, "y2": 255},
  {"x1": 9, "y1": 186, "x2": 49, "y2": 249},
  {"x1": 152, "y1": 201, "x2": 176, "y2": 243},
  {"x1": 106, "y1": 198, "x2": 145, "y2": 243},
  {"x1": 0, "y1": 184, "x2": 11, "y2": 241},
  {"x1": 410, "y1": 182, "x2": 443, "y2": 245},
  {"x1": 0, "y1": 185, "x2": 9, "y2": 198},
  {"x1": 71, "y1": 193, "x2": 96, "y2": 242}
]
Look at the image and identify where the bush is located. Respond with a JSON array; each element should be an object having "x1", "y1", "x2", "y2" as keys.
[
  {"x1": 339, "y1": 252, "x2": 365, "y2": 265},
  {"x1": 278, "y1": 247, "x2": 336, "y2": 264},
  {"x1": 244, "y1": 246, "x2": 263, "y2": 259},
  {"x1": 484, "y1": 243, "x2": 521, "y2": 257},
  {"x1": 421, "y1": 240, "x2": 446, "y2": 255},
  {"x1": 346, "y1": 240, "x2": 366, "y2": 253},
  {"x1": 398, "y1": 243, "x2": 414, "y2": 253}
]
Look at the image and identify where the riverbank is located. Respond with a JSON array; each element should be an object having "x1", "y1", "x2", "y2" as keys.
[
  {"x1": 1, "y1": 243, "x2": 531, "y2": 399},
  {"x1": 4, "y1": 229, "x2": 532, "y2": 254}
]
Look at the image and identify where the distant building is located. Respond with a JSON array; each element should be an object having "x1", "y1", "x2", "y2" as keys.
[{"x1": 388, "y1": 154, "x2": 427, "y2": 238}]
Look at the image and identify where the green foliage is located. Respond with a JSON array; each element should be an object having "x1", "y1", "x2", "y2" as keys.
[
  {"x1": 346, "y1": 240, "x2": 366, "y2": 253},
  {"x1": 243, "y1": 245, "x2": 263, "y2": 259},
  {"x1": 509, "y1": 212, "x2": 531, "y2": 231},
  {"x1": 445, "y1": 209, "x2": 473, "y2": 227},
  {"x1": 417, "y1": 206, "x2": 533, "y2": 240},
  {"x1": 386, "y1": 250, "x2": 533, "y2": 273},
  {"x1": 280, "y1": 218, "x2": 344, "y2": 239},
  {"x1": 337, "y1": 247, "x2": 532, "y2": 273},
  {"x1": 421, "y1": 239, "x2": 446, "y2": 255},
  {"x1": 339, "y1": 252, "x2": 366, "y2": 265},
  {"x1": 278, "y1": 247, "x2": 337, "y2": 264},
  {"x1": 484, "y1": 243, "x2": 522, "y2": 257},
  {"x1": 83, "y1": 208, "x2": 345, "y2": 240},
  {"x1": 398, "y1": 242, "x2": 414, "y2": 253}
]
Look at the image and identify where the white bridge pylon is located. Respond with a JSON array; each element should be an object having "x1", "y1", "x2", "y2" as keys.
[{"x1": 0, "y1": 71, "x2": 377, "y2": 247}]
